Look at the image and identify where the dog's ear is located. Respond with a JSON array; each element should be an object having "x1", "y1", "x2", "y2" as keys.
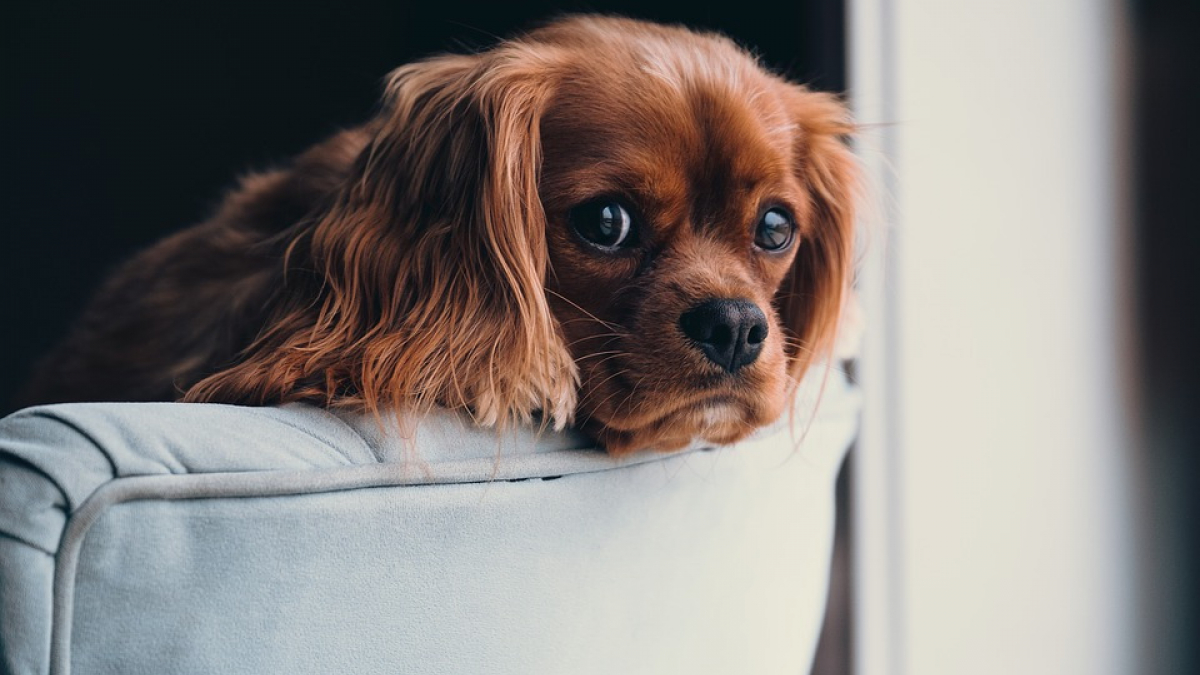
[
  {"x1": 777, "y1": 88, "x2": 858, "y2": 385},
  {"x1": 187, "y1": 48, "x2": 578, "y2": 428}
]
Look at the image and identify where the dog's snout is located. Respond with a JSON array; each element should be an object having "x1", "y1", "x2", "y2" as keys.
[{"x1": 679, "y1": 299, "x2": 768, "y2": 373}]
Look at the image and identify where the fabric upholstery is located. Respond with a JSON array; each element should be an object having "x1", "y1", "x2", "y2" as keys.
[{"x1": 0, "y1": 367, "x2": 859, "y2": 675}]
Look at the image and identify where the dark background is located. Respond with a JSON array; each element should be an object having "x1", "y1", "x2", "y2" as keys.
[
  {"x1": 3, "y1": 1, "x2": 844, "y2": 414},
  {"x1": 1134, "y1": 0, "x2": 1200, "y2": 672}
]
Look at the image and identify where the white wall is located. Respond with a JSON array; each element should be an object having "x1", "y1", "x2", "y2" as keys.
[{"x1": 850, "y1": 1, "x2": 1137, "y2": 674}]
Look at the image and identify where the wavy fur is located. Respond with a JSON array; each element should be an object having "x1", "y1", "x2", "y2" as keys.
[{"x1": 23, "y1": 16, "x2": 857, "y2": 454}]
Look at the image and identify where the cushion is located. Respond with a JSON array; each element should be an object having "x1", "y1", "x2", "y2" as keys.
[{"x1": 0, "y1": 366, "x2": 859, "y2": 675}]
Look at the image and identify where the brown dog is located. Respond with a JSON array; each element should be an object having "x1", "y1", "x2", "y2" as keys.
[{"x1": 22, "y1": 16, "x2": 857, "y2": 455}]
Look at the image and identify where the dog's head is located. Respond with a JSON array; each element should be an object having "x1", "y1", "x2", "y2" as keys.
[{"x1": 189, "y1": 16, "x2": 857, "y2": 455}]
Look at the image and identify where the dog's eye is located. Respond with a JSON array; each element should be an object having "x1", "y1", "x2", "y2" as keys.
[
  {"x1": 570, "y1": 201, "x2": 635, "y2": 251},
  {"x1": 754, "y1": 208, "x2": 795, "y2": 251}
]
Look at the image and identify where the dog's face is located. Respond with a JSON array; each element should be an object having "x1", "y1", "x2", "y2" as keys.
[
  {"x1": 538, "y1": 59, "x2": 802, "y2": 452},
  {"x1": 184, "y1": 16, "x2": 856, "y2": 456},
  {"x1": 533, "y1": 20, "x2": 857, "y2": 454}
]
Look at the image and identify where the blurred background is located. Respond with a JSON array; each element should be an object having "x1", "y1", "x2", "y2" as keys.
[{"x1": 4, "y1": 0, "x2": 1197, "y2": 673}]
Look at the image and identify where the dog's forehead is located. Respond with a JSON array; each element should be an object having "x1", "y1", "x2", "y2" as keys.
[{"x1": 539, "y1": 60, "x2": 800, "y2": 210}]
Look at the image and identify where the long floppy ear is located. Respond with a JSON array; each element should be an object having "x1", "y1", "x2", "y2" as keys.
[
  {"x1": 778, "y1": 88, "x2": 859, "y2": 384},
  {"x1": 186, "y1": 47, "x2": 579, "y2": 428}
]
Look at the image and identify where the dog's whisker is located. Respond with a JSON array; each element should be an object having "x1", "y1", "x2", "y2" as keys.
[
  {"x1": 780, "y1": 336, "x2": 823, "y2": 355},
  {"x1": 576, "y1": 374, "x2": 634, "y2": 428},
  {"x1": 779, "y1": 337, "x2": 850, "y2": 374},
  {"x1": 574, "y1": 349, "x2": 624, "y2": 359},
  {"x1": 585, "y1": 378, "x2": 637, "y2": 420},
  {"x1": 573, "y1": 350, "x2": 627, "y2": 364},
  {"x1": 545, "y1": 289, "x2": 625, "y2": 332},
  {"x1": 612, "y1": 372, "x2": 650, "y2": 416},
  {"x1": 582, "y1": 355, "x2": 630, "y2": 374},
  {"x1": 588, "y1": 366, "x2": 634, "y2": 398},
  {"x1": 562, "y1": 329, "x2": 625, "y2": 342},
  {"x1": 624, "y1": 373, "x2": 649, "y2": 409}
]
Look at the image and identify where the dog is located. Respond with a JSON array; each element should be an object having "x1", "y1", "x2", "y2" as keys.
[{"x1": 21, "y1": 15, "x2": 858, "y2": 456}]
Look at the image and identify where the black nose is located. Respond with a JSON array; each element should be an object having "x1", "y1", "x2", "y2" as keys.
[{"x1": 678, "y1": 298, "x2": 768, "y2": 373}]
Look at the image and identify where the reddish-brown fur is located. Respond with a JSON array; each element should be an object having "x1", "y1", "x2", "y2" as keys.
[{"x1": 21, "y1": 16, "x2": 857, "y2": 456}]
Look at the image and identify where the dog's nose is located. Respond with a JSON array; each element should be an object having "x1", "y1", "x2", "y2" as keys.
[{"x1": 678, "y1": 298, "x2": 768, "y2": 373}]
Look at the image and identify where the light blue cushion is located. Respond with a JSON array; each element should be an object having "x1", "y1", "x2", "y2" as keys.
[{"x1": 0, "y1": 367, "x2": 859, "y2": 675}]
